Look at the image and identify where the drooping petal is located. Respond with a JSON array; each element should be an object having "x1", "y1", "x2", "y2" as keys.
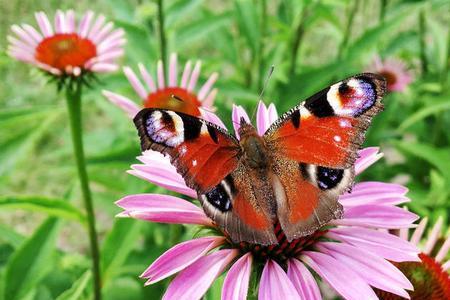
[
  {"x1": 436, "y1": 235, "x2": 450, "y2": 263},
  {"x1": 116, "y1": 194, "x2": 212, "y2": 226},
  {"x1": 301, "y1": 251, "x2": 378, "y2": 300},
  {"x1": 102, "y1": 90, "x2": 140, "y2": 118},
  {"x1": 334, "y1": 204, "x2": 418, "y2": 228},
  {"x1": 221, "y1": 253, "x2": 252, "y2": 300},
  {"x1": 339, "y1": 181, "x2": 409, "y2": 207},
  {"x1": 123, "y1": 66, "x2": 148, "y2": 100},
  {"x1": 326, "y1": 227, "x2": 420, "y2": 262},
  {"x1": 410, "y1": 217, "x2": 428, "y2": 245},
  {"x1": 142, "y1": 236, "x2": 225, "y2": 284},
  {"x1": 201, "y1": 109, "x2": 227, "y2": 129},
  {"x1": 317, "y1": 242, "x2": 413, "y2": 298},
  {"x1": 163, "y1": 249, "x2": 238, "y2": 300},
  {"x1": 259, "y1": 260, "x2": 300, "y2": 300},
  {"x1": 267, "y1": 103, "x2": 278, "y2": 124},
  {"x1": 287, "y1": 259, "x2": 321, "y2": 300},
  {"x1": 355, "y1": 147, "x2": 383, "y2": 175},
  {"x1": 198, "y1": 72, "x2": 219, "y2": 101}
]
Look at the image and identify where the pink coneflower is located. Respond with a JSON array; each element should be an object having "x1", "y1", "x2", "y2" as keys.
[
  {"x1": 376, "y1": 217, "x2": 450, "y2": 299},
  {"x1": 7, "y1": 10, "x2": 124, "y2": 77},
  {"x1": 102, "y1": 53, "x2": 218, "y2": 119},
  {"x1": 117, "y1": 102, "x2": 420, "y2": 300},
  {"x1": 369, "y1": 56, "x2": 413, "y2": 92}
]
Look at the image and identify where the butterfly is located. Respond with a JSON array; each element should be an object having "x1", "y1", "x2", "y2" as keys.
[{"x1": 133, "y1": 73, "x2": 386, "y2": 245}]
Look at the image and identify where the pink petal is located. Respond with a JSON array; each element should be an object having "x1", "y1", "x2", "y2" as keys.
[
  {"x1": 78, "y1": 11, "x2": 94, "y2": 38},
  {"x1": 267, "y1": 103, "x2": 278, "y2": 124},
  {"x1": 287, "y1": 259, "x2": 321, "y2": 300},
  {"x1": 102, "y1": 90, "x2": 140, "y2": 118},
  {"x1": 301, "y1": 251, "x2": 378, "y2": 300},
  {"x1": 129, "y1": 163, "x2": 196, "y2": 198},
  {"x1": 89, "y1": 62, "x2": 118, "y2": 73},
  {"x1": 138, "y1": 63, "x2": 156, "y2": 92},
  {"x1": 355, "y1": 147, "x2": 383, "y2": 175},
  {"x1": 410, "y1": 217, "x2": 428, "y2": 245},
  {"x1": 327, "y1": 227, "x2": 420, "y2": 262},
  {"x1": 222, "y1": 253, "x2": 252, "y2": 300},
  {"x1": 424, "y1": 216, "x2": 443, "y2": 255},
  {"x1": 116, "y1": 194, "x2": 211, "y2": 226},
  {"x1": 142, "y1": 236, "x2": 224, "y2": 284},
  {"x1": 91, "y1": 21, "x2": 113, "y2": 43},
  {"x1": 163, "y1": 249, "x2": 238, "y2": 300},
  {"x1": 22, "y1": 24, "x2": 42, "y2": 43},
  {"x1": 187, "y1": 61, "x2": 201, "y2": 92},
  {"x1": 87, "y1": 14, "x2": 105, "y2": 39},
  {"x1": 200, "y1": 109, "x2": 227, "y2": 129},
  {"x1": 168, "y1": 53, "x2": 178, "y2": 87},
  {"x1": 232, "y1": 105, "x2": 250, "y2": 139},
  {"x1": 334, "y1": 204, "x2": 418, "y2": 228},
  {"x1": 317, "y1": 242, "x2": 412, "y2": 298},
  {"x1": 35, "y1": 12, "x2": 53, "y2": 37},
  {"x1": 123, "y1": 66, "x2": 148, "y2": 100},
  {"x1": 436, "y1": 235, "x2": 450, "y2": 262},
  {"x1": 259, "y1": 260, "x2": 300, "y2": 300},
  {"x1": 157, "y1": 59, "x2": 165, "y2": 89},
  {"x1": 180, "y1": 60, "x2": 192, "y2": 88},
  {"x1": 339, "y1": 181, "x2": 409, "y2": 207},
  {"x1": 198, "y1": 72, "x2": 218, "y2": 101},
  {"x1": 256, "y1": 101, "x2": 269, "y2": 136},
  {"x1": 202, "y1": 88, "x2": 218, "y2": 108}
]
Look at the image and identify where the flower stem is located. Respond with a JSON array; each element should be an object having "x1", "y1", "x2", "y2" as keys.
[
  {"x1": 157, "y1": 0, "x2": 167, "y2": 67},
  {"x1": 65, "y1": 82, "x2": 101, "y2": 300}
]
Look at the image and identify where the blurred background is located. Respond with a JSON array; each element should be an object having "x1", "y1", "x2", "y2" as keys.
[{"x1": 0, "y1": 0, "x2": 449, "y2": 299}]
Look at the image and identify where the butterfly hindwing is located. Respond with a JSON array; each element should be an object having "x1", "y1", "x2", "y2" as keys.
[
  {"x1": 134, "y1": 108, "x2": 241, "y2": 193},
  {"x1": 264, "y1": 73, "x2": 385, "y2": 241}
]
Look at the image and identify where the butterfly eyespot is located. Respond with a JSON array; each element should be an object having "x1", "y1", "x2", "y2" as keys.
[
  {"x1": 316, "y1": 167, "x2": 344, "y2": 190},
  {"x1": 204, "y1": 184, "x2": 232, "y2": 212}
]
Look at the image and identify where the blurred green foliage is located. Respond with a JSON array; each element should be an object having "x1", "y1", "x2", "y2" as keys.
[{"x1": 0, "y1": 0, "x2": 449, "y2": 299}]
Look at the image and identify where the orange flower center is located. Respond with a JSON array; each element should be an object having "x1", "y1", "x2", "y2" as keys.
[
  {"x1": 378, "y1": 71, "x2": 398, "y2": 87},
  {"x1": 145, "y1": 87, "x2": 202, "y2": 117},
  {"x1": 35, "y1": 33, "x2": 97, "y2": 71},
  {"x1": 375, "y1": 253, "x2": 450, "y2": 300}
]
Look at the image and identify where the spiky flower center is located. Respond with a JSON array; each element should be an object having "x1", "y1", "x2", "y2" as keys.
[
  {"x1": 376, "y1": 253, "x2": 450, "y2": 300},
  {"x1": 234, "y1": 223, "x2": 326, "y2": 267},
  {"x1": 35, "y1": 33, "x2": 96, "y2": 72},
  {"x1": 145, "y1": 87, "x2": 202, "y2": 116}
]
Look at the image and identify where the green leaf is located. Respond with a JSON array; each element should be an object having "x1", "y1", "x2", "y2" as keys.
[
  {"x1": 0, "y1": 224, "x2": 25, "y2": 248},
  {"x1": 166, "y1": 0, "x2": 204, "y2": 28},
  {"x1": 0, "y1": 195, "x2": 86, "y2": 224},
  {"x1": 175, "y1": 12, "x2": 232, "y2": 48},
  {"x1": 101, "y1": 219, "x2": 142, "y2": 285},
  {"x1": 234, "y1": 0, "x2": 260, "y2": 55},
  {"x1": 393, "y1": 141, "x2": 450, "y2": 182},
  {"x1": 3, "y1": 218, "x2": 60, "y2": 300},
  {"x1": 398, "y1": 100, "x2": 450, "y2": 131},
  {"x1": 56, "y1": 271, "x2": 91, "y2": 300}
]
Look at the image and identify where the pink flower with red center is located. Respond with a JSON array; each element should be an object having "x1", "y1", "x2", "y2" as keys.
[
  {"x1": 102, "y1": 53, "x2": 219, "y2": 120},
  {"x1": 7, "y1": 10, "x2": 125, "y2": 77},
  {"x1": 368, "y1": 56, "x2": 413, "y2": 92},
  {"x1": 376, "y1": 217, "x2": 450, "y2": 299},
  {"x1": 117, "y1": 102, "x2": 420, "y2": 300}
]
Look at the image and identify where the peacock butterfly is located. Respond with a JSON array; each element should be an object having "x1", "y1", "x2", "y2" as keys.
[{"x1": 133, "y1": 73, "x2": 386, "y2": 245}]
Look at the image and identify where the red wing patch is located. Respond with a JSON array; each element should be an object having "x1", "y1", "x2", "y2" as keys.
[
  {"x1": 233, "y1": 193, "x2": 272, "y2": 230},
  {"x1": 134, "y1": 108, "x2": 241, "y2": 193},
  {"x1": 265, "y1": 73, "x2": 385, "y2": 169}
]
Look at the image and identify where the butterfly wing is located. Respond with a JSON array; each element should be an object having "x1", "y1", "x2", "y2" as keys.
[
  {"x1": 134, "y1": 108, "x2": 241, "y2": 194},
  {"x1": 134, "y1": 108, "x2": 276, "y2": 244},
  {"x1": 265, "y1": 73, "x2": 386, "y2": 240}
]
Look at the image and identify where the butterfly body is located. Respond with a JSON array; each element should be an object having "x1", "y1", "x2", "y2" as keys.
[{"x1": 134, "y1": 73, "x2": 386, "y2": 245}]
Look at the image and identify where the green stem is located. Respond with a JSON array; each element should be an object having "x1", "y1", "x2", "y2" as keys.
[
  {"x1": 442, "y1": 18, "x2": 450, "y2": 90},
  {"x1": 157, "y1": 0, "x2": 167, "y2": 67},
  {"x1": 65, "y1": 83, "x2": 101, "y2": 300},
  {"x1": 289, "y1": 2, "x2": 310, "y2": 76},
  {"x1": 257, "y1": 0, "x2": 267, "y2": 92},
  {"x1": 419, "y1": 9, "x2": 428, "y2": 75},
  {"x1": 338, "y1": 0, "x2": 359, "y2": 59}
]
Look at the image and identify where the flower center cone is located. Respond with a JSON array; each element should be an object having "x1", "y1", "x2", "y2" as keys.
[{"x1": 145, "y1": 87, "x2": 202, "y2": 117}]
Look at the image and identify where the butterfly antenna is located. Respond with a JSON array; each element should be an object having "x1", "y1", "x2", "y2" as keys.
[{"x1": 250, "y1": 65, "x2": 275, "y2": 122}]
